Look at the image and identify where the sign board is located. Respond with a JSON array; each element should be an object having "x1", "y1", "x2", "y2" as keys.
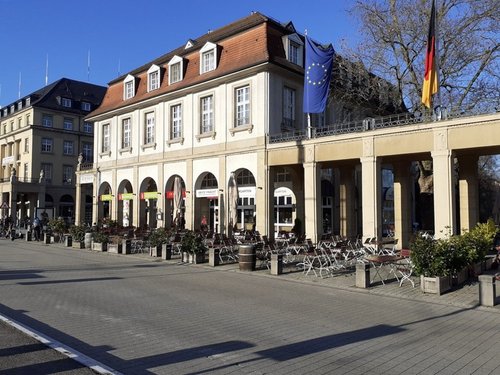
[
  {"x1": 80, "y1": 174, "x2": 94, "y2": 184},
  {"x1": 100, "y1": 194, "x2": 113, "y2": 201},
  {"x1": 118, "y1": 193, "x2": 135, "y2": 200},
  {"x1": 238, "y1": 186, "x2": 256, "y2": 198},
  {"x1": 196, "y1": 188, "x2": 219, "y2": 198},
  {"x1": 2, "y1": 156, "x2": 14, "y2": 166},
  {"x1": 140, "y1": 191, "x2": 159, "y2": 200},
  {"x1": 0, "y1": 202, "x2": 9, "y2": 209}
]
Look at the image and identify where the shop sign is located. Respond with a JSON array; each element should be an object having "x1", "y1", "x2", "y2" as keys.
[
  {"x1": 100, "y1": 194, "x2": 113, "y2": 201},
  {"x1": 140, "y1": 191, "x2": 159, "y2": 200},
  {"x1": 118, "y1": 193, "x2": 135, "y2": 200},
  {"x1": 238, "y1": 186, "x2": 256, "y2": 198},
  {"x1": 80, "y1": 174, "x2": 94, "y2": 184},
  {"x1": 196, "y1": 188, "x2": 219, "y2": 198},
  {"x1": 165, "y1": 190, "x2": 186, "y2": 199}
]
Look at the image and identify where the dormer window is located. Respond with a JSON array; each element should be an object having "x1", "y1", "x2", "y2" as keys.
[
  {"x1": 282, "y1": 33, "x2": 304, "y2": 67},
  {"x1": 81, "y1": 102, "x2": 91, "y2": 111},
  {"x1": 62, "y1": 98, "x2": 72, "y2": 108},
  {"x1": 147, "y1": 64, "x2": 160, "y2": 92},
  {"x1": 200, "y1": 42, "x2": 217, "y2": 74},
  {"x1": 168, "y1": 56, "x2": 184, "y2": 85},
  {"x1": 123, "y1": 74, "x2": 136, "y2": 100}
]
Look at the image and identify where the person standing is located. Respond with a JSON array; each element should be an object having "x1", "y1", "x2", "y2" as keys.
[{"x1": 33, "y1": 217, "x2": 41, "y2": 241}]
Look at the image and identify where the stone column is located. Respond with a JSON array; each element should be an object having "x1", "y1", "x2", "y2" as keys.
[
  {"x1": 393, "y1": 161, "x2": 412, "y2": 248},
  {"x1": 432, "y1": 150, "x2": 456, "y2": 237},
  {"x1": 266, "y1": 166, "x2": 277, "y2": 241},
  {"x1": 361, "y1": 156, "x2": 382, "y2": 241},
  {"x1": 184, "y1": 159, "x2": 193, "y2": 231},
  {"x1": 339, "y1": 166, "x2": 356, "y2": 239},
  {"x1": 303, "y1": 161, "x2": 322, "y2": 243},
  {"x1": 458, "y1": 155, "x2": 479, "y2": 233},
  {"x1": 75, "y1": 180, "x2": 82, "y2": 225},
  {"x1": 255, "y1": 150, "x2": 267, "y2": 236}
]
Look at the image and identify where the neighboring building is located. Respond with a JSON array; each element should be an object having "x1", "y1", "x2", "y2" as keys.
[
  {"x1": 78, "y1": 12, "x2": 498, "y2": 245},
  {"x1": 0, "y1": 78, "x2": 106, "y2": 225}
]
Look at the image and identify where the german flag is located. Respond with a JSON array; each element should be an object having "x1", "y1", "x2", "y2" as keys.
[{"x1": 422, "y1": 0, "x2": 438, "y2": 108}]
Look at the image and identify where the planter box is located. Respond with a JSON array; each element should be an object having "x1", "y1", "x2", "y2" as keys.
[
  {"x1": 51, "y1": 235, "x2": 60, "y2": 244},
  {"x1": 161, "y1": 244, "x2": 172, "y2": 260},
  {"x1": 420, "y1": 275, "x2": 451, "y2": 295},
  {"x1": 72, "y1": 241, "x2": 85, "y2": 249},
  {"x1": 25, "y1": 231, "x2": 32, "y2": 241},
  {"x1": 107, "y1": 243, "x2": 122, "y2": 254},
  {"x1": 149, "y1": 244, "x2": 162, "y2": 257},
  {"x1": 188, "y1": 253, "x2": 205, "y2": 264},
  {"x1": 452, "y1": 268, "x2": 468, "y2": 286},
  {"x1": 182, "y1": 252, "x2": 189, "y2": 263},
  {"x1": 64, "y1": 235, "x2": 72, "y2": 247},
  {"x1": 91, "y1": 241, "x2": 107, "y2": 252},
  {"x1": 122, "y1": 239, "x2": 131, "y2": 254}
]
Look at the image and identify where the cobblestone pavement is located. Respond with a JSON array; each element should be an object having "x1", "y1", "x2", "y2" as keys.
[{"x1": 0, "y1": 239, "x2": 499, "y2": 374}]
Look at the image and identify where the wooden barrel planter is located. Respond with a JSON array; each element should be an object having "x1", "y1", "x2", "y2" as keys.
[{"x1": 238, "y1": 244, "x2": 256, "y2": 271}]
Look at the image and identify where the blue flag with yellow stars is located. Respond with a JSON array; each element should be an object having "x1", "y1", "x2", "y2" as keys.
[{"x1": 303, "y1": 36, "x2": 335, "y2": 113}]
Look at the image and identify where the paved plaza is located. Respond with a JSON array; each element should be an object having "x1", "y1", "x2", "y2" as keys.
[{"x1": 0, "y1": 238, "x2": 499, "y2": 374}]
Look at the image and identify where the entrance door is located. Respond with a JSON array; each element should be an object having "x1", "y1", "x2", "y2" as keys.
[{"x1": 209, "y1": 199, "x2": 218, "y2": 232}]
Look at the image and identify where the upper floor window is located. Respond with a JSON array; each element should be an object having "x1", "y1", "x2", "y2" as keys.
[
  {"x1": 41, "y1": 163, "x2": 53, "y2": 183},
  {"x1": 123, "y1": 74, "x2": 136, "y2": 100},
  {"x1": 63, "y1": 165, "x2": 74, "y2": 184},
  {"x1": 147, "y1": 64, "x2": 160, "y2": 92},
  {"x1": 41, "y1": 138, "x2": 53, "y2": 153},
  {"x1": 61, "y1": 97, "x2": 72, "y2": 108},
  {"x1": 63, "y1": 118, "x2": 73, "y2": 131},
  {"x1": 63, "y1": 140, "x2": 74, "y2": 155},
  {"x1": 200, "y1": 95, "x2": 214, "y2": 133},
  {"x1": 83, "y1": 122, "x2": 93, "y2": 133},
  {"x1": 235, "y1": 85, "x2": 250, "y2": 127},
  {"x1": 282, "y1": 86, "x2": 296, "y2": 129},
  {"x1": 282, "y1": 34, "x2": 304, "y2": 67},
  {"x1": 102, "y1": 124, "x2": 110, "y2": 152},
  {"x1": 23, "y1": 163, "x2": 29, "y2": 178},
  {"x1": 145, "y1": 112, "x2": 155, "y2": 144},
  {"x1": 170, "y1": 104, "x2": 182, "y2": 139},
  {"x1": 24, "y1": 138, "x2": 29, "y2": 153},
  {"x1": 122, "y1": 118, "x2": 131, "y2": 148},
  {"x1": 82, "y1": 142, "x2": 93, "y2": 162},
  {"x1": 81, "y1": 102, "x2": 91, "y2": 111},
  {"x1": 168, "y1": 56, "x2": 184, "y2": 84},
  {"x1": 200, "y1": 42, "x2": 217, "y2": 74},
  {"x1": 42, "y1": 114, "x2": 53, "y2": 128}
]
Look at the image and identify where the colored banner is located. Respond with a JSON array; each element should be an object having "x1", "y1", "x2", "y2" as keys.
[
  {"x1": 118, "y1": 193, "x2": 135, "y2": 200},
  {"x1": 140, "y1": 191, "x2": 159, "y2": 200},
  {"x1": 100, "y1": 194, "x2": 113, "y2": 201},
  {"x1": 165, "y1": 190, "x2": 186, "y2": 199}
]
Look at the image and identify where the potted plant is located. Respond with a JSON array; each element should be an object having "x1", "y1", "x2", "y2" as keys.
[
  {"x1": 460, "y1": 220, "x2": 497, "y2": 277},
  {"x1": 180, "y1": 230, "x2": 207, "y2": 264},
  {"x1": 69, "y1": 225, "x2": 87, "y2": 249},
  {"x1": 91, "y1": 231, "x2": 109, "y2": 252},
  {"x1": 107, "y1": 235, "x2": 123, "y2": 254},
  {"x1": 48, "y1": 217, "x2": 66, "y2": 243},
  {"x1": 410, "y1": 233, "x2": 451, "y2": 295},
  {"x1": 148, "y1": 227, "x2": 170, "y2": 257}
]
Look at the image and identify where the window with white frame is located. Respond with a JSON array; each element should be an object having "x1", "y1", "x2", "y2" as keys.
[
  {"x1": 200, "y1": 95, "x2": 214, "y2": 133},
  {"x1": 23, "y1": 163, "x2": 29, "y2": 178},
  {"x1": 63, "y1": 118, "x2": 73, "y2": 130},
  {"x1": 81, "y1": 102, "x2": 91, "y2": 111},
  {"x1": 82, "y1": 142, "x2": 93, "y2": 162},
  {"x1": 123, "y1": 74, "x2": 135, "y2": 100},
  {"x1": 83, "y1": 122, "x2": 93, "y2": 133},
  {"x1": 61, "y1": 97, "x2": 72, "y2": 108},
  {"x1": 235, "y1": 85, "x2": 250, "y2": 126},
  {"x1": 148, "y1": 65, "x2": 160, "y2": 92},
  {"x1": 63, "y1": 140, "x2": 74, "y2": 155},
  {"x1": 122, "y1": 118, "x2": 131, "y2": 148},
  {"x1": 145, "y1": 112, "x2": 155, "y2": 144},
  {"x1": 41, "y1": 138, "x2": 53, "y2": 153},
  {"x1": 63, "y1": 165, "x2": 74, "y2": 184},
  {"x1": 102, "y1": 124, "x2": 110, "y2": 152},
  {"x1": 200, "y1": 42, "x2": 217, "y2": 74},
  {"x1": 42, "y1": 114, "x2": 53, "y2": 127},
  {"x1": 282, "y1": 34, "x2": 304, "y2": 66},
  {"x1": 24, "y1": 138, "x2": 29, "y2": 153},
  {"x1": 168, "y1": 55, "x2": 183, "y2": 84},
  {"x1": 282, "y1": 86, "x2": 296, "y2": 129},
  {"x1": 170, "y1": 104, "x2": 182, "y2": 139},
  {"x1": 41, "y1": 163, "x2": 53, "y2": 182}
]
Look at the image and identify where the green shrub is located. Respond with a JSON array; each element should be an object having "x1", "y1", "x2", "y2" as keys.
[
  {"x1": 180, "y1": 230, "x2": 207, "y2": 254},
  {"x1": 92, "y1": 231, "x2": 109, "y2": 244},
  {"x1": 48, "y1": 217, "x2": 67, "y2": 236},
  {"x1": 148, "y1": 227, "x2": 170, "y2": 247},
  {"x1": 69, "y1": 225, "x2": 87, "y2": 242}
]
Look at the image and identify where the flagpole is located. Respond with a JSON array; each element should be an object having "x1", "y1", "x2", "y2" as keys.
[{"x1": 307, "y1": 113, "x2": 312, "y2": 139}]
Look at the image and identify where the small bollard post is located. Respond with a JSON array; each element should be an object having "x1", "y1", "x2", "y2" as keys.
[
  {"x1": 162, "y1": 244, "x2": 172, "y2": 260},
  {"x1": 270, "y1": 254, "x2": 283, "y2": 275},
  {"x1": 122, "y1": 239, "x2": 131, "y2": 254},
  {"x1": 356, "y1": 262, "x2": 370, "y2": 288},
  {"x1": 209, "y1": 248, "x2": 220, "y2": 267},
  {"x1": 64, "y1": 235, "x2": 72, "y2": 247},
  {"x1": 479, "y1": 274, "x2": 497, "y2": 307}
]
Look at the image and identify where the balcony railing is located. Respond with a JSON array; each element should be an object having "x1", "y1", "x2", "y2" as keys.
[
  {"x1": 79, "y1": 163, "x2": 94, "y2": 171},
  {"x1": 269, "y1": 105, "x2": 499, "y2": 144}
]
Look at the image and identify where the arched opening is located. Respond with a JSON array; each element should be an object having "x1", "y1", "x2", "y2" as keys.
[
  {"x1": 98, "y1": 182, "x2": 112, "y2": 224},
  {"x1": 59, "y1": 195, "x2": 74, "y2": 225},
  {"x1": 165, "y1": 175, "x2": 186, "y2": 230},
  {"x1": 194, "y1": 172, "x2": 219, "y2": 232},
  {"x1": 117, "y1": 179, "x2": 134, "y2": 227},
  {"x1": 139, "y1": 178, "x2": 158, "y2": 230},
  {"x1": 234, "y1": 168, "x2": 256, "y2": 231}
]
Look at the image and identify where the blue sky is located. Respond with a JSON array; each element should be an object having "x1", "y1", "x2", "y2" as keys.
[{"x1": 0, "y1": 0, "x2": 359, "y2": 107}]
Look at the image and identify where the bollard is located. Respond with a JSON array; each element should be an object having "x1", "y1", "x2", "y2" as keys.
[
  {"x1": 44, "y1": 233, "x2": 51, "y2": 244},
  {"x1": 64, "y1": 235, "x2": 72, "y2": 247},
  {"x1": 479, "y1": 274, "x2": 497, "y2": 307},
  {"x1": 25, "y1": 231, "x2": 32, "y2": 241},
  {"x1": 209, "y1": 248, "x2": 220, "y2": 267},
  {"x1": 270, "y1": 254, "x2": 283, "y2": 275},
  {"x1": 122, "y1": 239, "x2": 131, "y2": 254},
  {"x1": 356, "y1": 262, "x2": 370, "y2": 288}
]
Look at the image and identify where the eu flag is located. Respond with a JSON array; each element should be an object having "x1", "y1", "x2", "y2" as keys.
[{"x1": 303, "y1": 36, "x2": 335, "y2": 113}]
